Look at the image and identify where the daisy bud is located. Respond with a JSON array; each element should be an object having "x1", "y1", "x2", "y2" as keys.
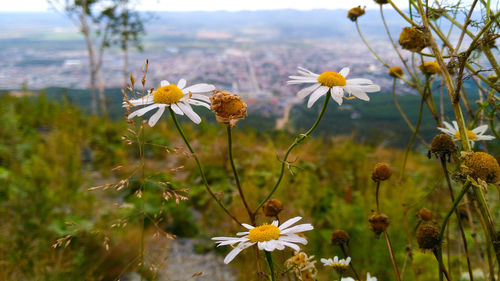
[
  {"x1": 460, "y1": 151, "x2": 500, "y2": 183},
  {"x1": 428, "y1": 134, "x2": 457, "y2": 160},
  {"x1": 416, "y1": 224, "x2": 440, "y2": 250},
  {"x1": 389, "y1": 66, "x2": 404, "y2": 78},
  {"x1": 262, "y1": 199, "x2": 284, "y2": 217},
  {"x1": 347, "y1": 6, "x2": 365, "y2": 22},
  {"x1": 398, "y1": 27, "x2": 430, "y2": 52},
  {"x1": 368, "y1": 213, "x2": 390, "y2": 237},
  {"x1": 417, "y1": 208, "x2": 433, "y2": 222},
  {"x1": 331, "y1": 229, "x2": 350, "y2": 246},
  {"x1": 372, "y1": 162, "x2": 392, "y2": 182},
  {"x1": 419, "y1": 61, "x2": 441, "y2": 75},
  {"x1": 210, "y1": 90, "x2": 247, "y2": 127}
]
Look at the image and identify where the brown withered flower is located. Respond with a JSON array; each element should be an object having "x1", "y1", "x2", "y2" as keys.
[
  {"x1": 210, "y1": 90, "x2": 247, "y2": 127},
  {"x1": 372, "y1": 162, "x2": 392, "y2": 182},
  {"x1": 374, "y1": 0, "x2": 389, "y2": 4},
  {"x1": 428, "y1": 133, "x2": 457, "y2": 161},
  {"x1": 398, "y1": 26, "x2": 430, "y2": 52},
  {"x1": 416, "y1": 224, "x2": 440, "y2": 250},
  {"x1": 331, "y1": 230, "x2": 350, "y2": 246},
  {"x1": 460, "y1": 151, "x2": 500, "y2": 183},
  {"x1": 347, "y1": 6, "x2": 365, "y2": 21},
  {"x1": 262, "y1": 199, "x2": 284, "y2": 217},
  {"x1": 369, "y1": 213, "x2": 390, "y2": 237},
  {"x1": 419, "y1": 61, "x2": 441, "y2": 75},
  {"x1": 389, "y1": 66, "x2": 404, "y2": 78},
  {"x1": 417, "y1": 208, "x2": 433, "y2": 222}
]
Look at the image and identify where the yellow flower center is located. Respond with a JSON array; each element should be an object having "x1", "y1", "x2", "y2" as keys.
[
  {"x1": 317, "y1": 72, "x2": 347, "y2": 88},
  {"x1": 153, "y1": 85, "x2": 184, "y2": 104},
  {"x1": 248, "y1": 224, "x2": 281, "y2": 242},
  {"x1": 455, "y1": 130, "x2": 477, "y2": 140}
]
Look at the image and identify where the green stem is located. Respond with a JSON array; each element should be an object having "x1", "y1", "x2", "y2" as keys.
[
  {"x1": 169, "y1": 107, "x2": 241, "y2": 225},
  {"x1": 254, "y1": 91, "x2": 331, "y2": 214},
  {"x1": 265, "y1": 251, "x2": 276, "y2": 281},
  {"x1": 226, "y1": 125, "x2": 254, "y2": 223},
  {"x1": 355, "y1": 20, "x2": 390, "y2": 68},
  {"x1": 438, "y1": 181, "x2": 472, "y2": 281}
]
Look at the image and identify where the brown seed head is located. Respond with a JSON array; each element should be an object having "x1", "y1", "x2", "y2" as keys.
[
  {"x1": 488, "y1": 74, "x2": 498, "y2": 83},
  {"x1": 331, "y1": 230, "x2": 350, "y2": 246},
  {"x1": 210, "y1": 90, "x2": 247, "y2": 127},
  {"x1": 461, "y1": 152, "x2": 500, "y2": 183},
  {"x1": 262, "y1": 199, "x2": 283, "y2": 217},
  {"x1": 372, "y1": 162, "x2": 392, "y2": 182},
  {"x1": 347, "y1": 6, "x2": 365, "y2": 21},
  {"x1": 428, "y1": 134, "x2": 457, "y2": 160},
  {"x1": 417, "y1": 208, "x2": 433, "y2": 221},
  {"x1": 368, "y1": 213, "x2": 390, "y2": 237},
  {"x1": 416, "y1": 224, "x2": 440, "y2": 250},
  {"x1": 398, "y1": 27, "x2": 430, "y2": 52},
  {"x1": 374, "y1": 0, "x2": 389, "y2": 4},
  {"x1": 389, "y1": 66, "x2": 404, "y2": 78},
  {"x1": 419, "y1": 61, "x2": 441, "y2": 75}
]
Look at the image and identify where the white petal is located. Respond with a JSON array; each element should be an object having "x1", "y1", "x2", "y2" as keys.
[
  {"x1": 223, "y1": 243, "x2": 252, "y2": 264},
  {"x1": 289, "y1": 75, "x2": 317, "y2": 80},
  {"x1": 339, "y1": 67, "x2": 350, "y2": 77},
  {"x1": 160, "y1": 80, "x2": 170, "y2": 86},
  {"x1": 271, "y1": 220, "x2": 279, "y2": 226},
  {"x1": 178, "y1": 102, "x2": 202, "y2": 124},
  {"x1": 170, "y1": 103, "x2": 184, "y2": 115},
  {"x1": 350, "y1": 86, "x2": 370, "y2": 101},
  {"x1": 182, "y1": 83, "x2": 215, "y2": 93},
  {"x1": 307, "y1": 86, "x2": 329, "y2": 108},
  {"x1": 477, "y1": 135, "x2": 495, "y2": 140},
  {"x1": 177, "y1": 79, "x2": 186, "y2": 89},
  {"x1": 347, "y1": 78, "x2": 373, "y2": 84},
  {"x1": 128, "y1": 104, "x2": 159, "y2": 119},
  {"x1": 280, "y1": 241, "x2": 301, "y2": 251},
  {"x1": 279, "y1": 234, "x2": 307, "y2": 244},
  {"x1": 287, "y1": 80, "x2": 319, "y2": 85},
  {"x1": 443, "y1": 121, "x2": 456, "y2": 133},
  {"x1": 452, "y1": 121, "x2": 459, "y2": 131},
  {"x1": 355, "y1": 84, "x2": 381, "y2": 92},
  {"x1": 148, "y1": 105, "x2": 166, "y2": 127},
  {"x1": 190, "y1": 93, "x2": 211, "y2": 103},
  {"x1": 215, "y1": 238, "x2": 250, "y2": 246},
  {"x1": 331, "y1": 87, "x2": 344, "y2": 105},
  {"x1": 278, "y1": 217, "x2": 302, "y2": 231},
  {"x1": 297, "y1": 83, "x2": 321, "y2": 99},
  {"x1": 280, "y1": 223, "x2": 314, "y2": 235},
  {"x1": 437, "y1": 127, "x2": 453, "y2": 135},
  {"x1": 187, "y1": 99, "x2": 211, "y2": 109},
  {"x1": 236, "y1": 231, "x2": 249, "y2": 236},
  {"x1": 123, "y1": 95, "x2": 154, "y2": 107},
  {"x1": 297, "y1": 67, "x2": 318, "y2": 76},
  {"x1": 472, "y1": 124, "x2": 488, "y2": 135}
]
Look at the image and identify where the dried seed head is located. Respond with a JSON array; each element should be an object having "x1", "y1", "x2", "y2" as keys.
[
  {"x1": 417, "y1": 208, "x2": 433, "y2": 221},
  {"x1": 389, "y1": 66, "x2": 404, "y2": 78},
  {"x1": 347, "y1": 6, "x2": 365, "y2": 21},
  {"x1": 368, "y1": 213, "x2": 390, "y2": 237},
  {"x1": 374, "y1": 0, "x2": 389, "y2": 4},
  {"x1": 372, "y1": 162, "x2": 392, "y2": 182},
  {"x1": 416, "y1": 224, "x2": 440, "y2": 250},
  {"x1": 398, "y1": 27, "x2": 430, "y2": 52},
  {"x1": 460, "y1": 152, "x2": 500, "y2": 183},
  {"x1": 488, "y1": 74, "x2": 498, "y2": 83},
  {"x1": 331, "y1": 230, "x2": 350, "y2": 246},
  {"x1": 428, "y1": 8, "x2": 445, "y2": 20},
  {"x1": 210, "y1": 90, "x2": 247, "y2": 127},
  {"x1": 428, "y1": 134, "x2": 457, "y2": 160},
  {"x1": 419, "y1": 61, "x2": 441, "y2": 75},
  {"x1": 262, "y1": 199, "x2": 283, "y2": 217}
]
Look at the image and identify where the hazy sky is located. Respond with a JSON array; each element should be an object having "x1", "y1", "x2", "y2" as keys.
[{"x1": 2, "y1": 0, "x2": 412, "y2": 12}]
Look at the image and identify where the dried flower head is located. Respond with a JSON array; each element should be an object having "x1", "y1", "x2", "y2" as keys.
[
  {"x1": 419, "y1": 61, "x2": 441, "y2": 75},
  {"x1": 389, "y1": 66, "x2": 404, "y2": 78},
  {"x1": 428, "y1": 8, "x2": 445, "y2": 20},
  {"x1": 263, "y1": 199, "x2": 284, "y2": 217},
  {"x1": 398, "y1": 27, "x2": 430, "y2": 52},
  {"x1": 417, "y1": 208, "x2": 433, "y2": 221},
  {"x1": 368, "y1": 213, "x2": 390, "y2": 237},
  {"x1": 210, "y1": 90, "x2": 247, "y2": 127},
  {"x1": 374, "y1": 0, "x2": 389, "y2": 4},
  {"x1": 488, "y1": 74, "x2": 498, "y2": 83},
  {"x1": 428, "y1": 134, "x2": 457, "y2": 160},
  {"x1": 416, "y1": 224, "x2": 440, "y2": 250},
  {"x1": 372, "y1": 162, "x2": 392, "y2": 182},
  {"x1": 285, "y1": 251, "x2": 318, "y2": 280},
  {"x1": 347, "y1": 6, "x2": 365, "y2": 21},
  {"x1": 460, "y1": 152, "x2": 500, "y2": 183},
  {"x1": 331, "y1": 230, "x2": 350, "y2": 246}
]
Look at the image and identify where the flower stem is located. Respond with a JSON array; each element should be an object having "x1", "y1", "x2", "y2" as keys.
[
  {"x1": 355, "y1": 20, "x2": 390, "y2": 69},
  {"x1": 340, "y1": 244, "x2": 360, "y2": 280},
  {"x1": 438, "y1": 181, "x2": 471, "y2": 281},
  {"x1": 169, "y1": 107, "x2": 241, "y2": 225},
  {"x1": 265, "y1": 251, "x2": 276, "y2": 281},
  {"x1": 254, "y1": 91, "x2": 331, "y2": 214},
  {"x1": 226, "y1": 125, "x2": 254, "y2": 222}
]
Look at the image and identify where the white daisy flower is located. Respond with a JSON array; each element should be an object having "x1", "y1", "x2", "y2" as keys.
[
  {"x1": 437, "y1": 121, "x2": 495, "y2": 146},
  {"x1": 342, "y1": 272, "x2": 377, "y2": 281},
  {"x1": 321, "y1": 256, "x2": 351, "y2": 274},
  {"x1": 287, "y1": 66, "x2": 381, "y2": 107},
  {"x1": 123, "y1": 79, "x2": 214, "y2": 126},
  {"x1": 212, "y1": 216, "x2": 313, "y2": 264}
]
